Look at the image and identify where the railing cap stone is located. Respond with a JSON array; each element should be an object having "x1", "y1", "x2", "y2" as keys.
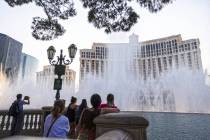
[{"x1": 94, "y1": 112, "x2": 149, "y2": 126}]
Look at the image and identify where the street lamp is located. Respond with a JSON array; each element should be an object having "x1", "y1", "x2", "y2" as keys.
[{"x1": 47, "y1": 44, "x2": 77, "y2": 100}]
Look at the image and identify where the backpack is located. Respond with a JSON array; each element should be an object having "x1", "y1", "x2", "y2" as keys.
[{"x1": 8, "y1": 101, "x2": 20, "y2": 117}]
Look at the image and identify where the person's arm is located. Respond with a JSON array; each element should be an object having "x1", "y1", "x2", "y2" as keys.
[
  {"x1": 23, "y1": 96, "x2": 30, "y2": 105},
  {"x1": 100, "y1": 108, "x2": 120, "y2": 114},
  {"x1": 62, "y1": 117, "x2": 70, "y2": 137},
  {"x1": 23, "y1": 99, "x2": 30, "y2": 105}
]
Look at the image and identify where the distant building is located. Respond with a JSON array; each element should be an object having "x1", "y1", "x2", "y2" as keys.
[
  {"x1": 80, "y1": 34, "x2": 202, "y2": 81},
  {"x1": 19, "y1": 53, "x2": 39, "y2": 81},
  {"x1": 36, "y1": 65, "x2": 76, "y2": 93},
  {"x1": 0, "y1": 33, "x2": 22, "y2": 80}
]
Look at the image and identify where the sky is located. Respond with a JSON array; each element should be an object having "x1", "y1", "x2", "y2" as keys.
[{"x1": 0, "y1": 0, "x2": 210, "y2": 86}]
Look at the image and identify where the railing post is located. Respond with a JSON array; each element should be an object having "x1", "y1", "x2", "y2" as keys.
[{"x1": 94, "y1": 112, "x2": 149, "y2": 140}]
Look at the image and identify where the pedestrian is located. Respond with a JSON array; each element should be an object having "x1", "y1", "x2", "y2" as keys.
[
  {"x1": 76, "y1": 93, "x2": 120, "y2": 140},
  {"x1": 100, "y1": 93, "x2": 117, "y2": 108},
  {"x1": 76, "y1": 99, "x2": 88, "y2": 125},
  {"x1": 43, "y1": 99, "x2": 69, "y2": 138},
  {"x1": 10, "y1": 94, "x2": 30, "y2": 135},
  {"x1": 65, "y1": 96, "x2": 78, "y2": 138}
]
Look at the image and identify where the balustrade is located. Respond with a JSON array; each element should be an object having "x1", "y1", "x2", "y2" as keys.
[
  {"x1": 0, "y1": 109, "x2": 42, "y2": 138},
  {"x1": 1, "y1": 110, "x2": 149, "y2": 140}
]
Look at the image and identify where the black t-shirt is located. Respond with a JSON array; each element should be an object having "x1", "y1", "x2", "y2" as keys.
[
  {"x1": 80, "y1": 108, "x2": 101, "y2": 130},
  {"x1": 66, "y1": 104, "x2": 76, "y2": 123}
]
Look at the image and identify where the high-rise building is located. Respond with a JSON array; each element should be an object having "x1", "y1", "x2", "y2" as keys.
[
  {"x1": 0, "y1": 33, "x2": 22, "y2": 79},
  {"x1": 80, "y1": 34, "x2": 202, "y2": 81},
  {"x1": 19, "y1": 53, "x2": 39, "y2": 80},
  {"x1": 36, "y1": 65, "x2": 76, "y2": 93}
]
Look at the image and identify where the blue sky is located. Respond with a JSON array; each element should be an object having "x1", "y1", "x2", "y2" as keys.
[{"x1": 0, "y1": 0, "x2": 210, "y2": 77}]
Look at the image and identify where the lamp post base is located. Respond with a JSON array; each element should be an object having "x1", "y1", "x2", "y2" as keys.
[{"x1": 55, "y1": 90, "x2": 60, "y2": 100}]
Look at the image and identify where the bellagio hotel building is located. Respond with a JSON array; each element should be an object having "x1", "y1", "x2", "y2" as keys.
[{"x1": 80, "y1": 34, "x2": 202, "y2": 81}]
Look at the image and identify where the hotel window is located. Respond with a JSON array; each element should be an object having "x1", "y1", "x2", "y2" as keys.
[
  {"x1": 163, "y1": 57, "x2": 167, "y2": 70},
  {"x1": 175, "y1": 40, "x2": 177, "y2": 46},
  {"x1": 194, "y1": 42, "x2": 198, "y2": 49},
  {"x1": 168, "y1": 56, "x2": 172, "y2": 67},
  {"x1": 86, "y1": 52, "x2": 90, "y2": 58},
  {"x1": 143, "y1": 60, "x2": 146, "y2": 80},
  {"x1": 184, "y1": 44, "x2": 188, "y2": 51},
  {"x1": 179, "y1": 45, "x2": 184, "y2": 52},
  {"x1": 141, "y1": 46, "x2": 145, "y2": 57},
  {"x1": 91, "y1": 52, "x2": 95, "y2": 58},
  {"x1": 187, "y1": 44, "x2": 190, "y2": 51},
  {"x1": 152, "y1": 59, "x2": 156, "y2": 78},
  {"x1": 101, "y1": 61, "x2": 104, "y2": 74},
  {"x1": 181, "y1": 54, "x2": 185, "y2": 65},
  {"x1": 193, "y1": 52, "x2": 199, "y2": 69},
  {"x1": 86, "y1": 61, "x2": 89, "y2": 73},
  {"x1": 146, "y1": 45, "x2": 150, "y2": 57},
  {"x1": 148, "y1": 59, "x2": 151, "y2": 75},
  {"x1": 81, "y1": 52, "x2": 84, "y2": 57},
  {"x1": 91, "y1": 60, "x2": 95, "y2": 72},
  {"x1": 174, "y1": 45, "x2": 178, "y2": 53},
  {"x1": 158, "y1": 58, "x2": 162, "y2": 73},
  {"x1": 175, "y1": 55, "x2": 178, "y2": 68},
  {"x1": 152, "y1": 44, "x2": 155, "y2": 56},
  {"x1": 168, "y1": 45, "x2": 172, "y2": 54},
  {"x1": 96, "y1": 60, "x2": 99, "y2": 74},
  {"x1": 187, "y1": 52, "x2": 192, "y2": 67}
]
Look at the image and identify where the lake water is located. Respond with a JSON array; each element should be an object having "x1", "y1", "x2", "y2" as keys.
[{"x1": 141, "y1": 112, "x2": 210, "y2": 140}]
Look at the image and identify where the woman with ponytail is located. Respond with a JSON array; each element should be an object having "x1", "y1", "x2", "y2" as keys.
[{"x1": 43, "y1": 99, "x2": 70, "y2": 138}]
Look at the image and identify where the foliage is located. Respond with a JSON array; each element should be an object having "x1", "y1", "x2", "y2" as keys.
[{"x1": 4, "y1": 0, "x2": 173, "y2": 41}]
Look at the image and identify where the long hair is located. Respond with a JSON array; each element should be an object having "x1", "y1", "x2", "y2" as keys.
[
  {"x1": 51, "y1": 100, "x2": 65, "y2": 118},
  {"x1": 107, "y1": 93, "x2": 114, "y2": 104},
  {"x1": 78, "y1": 99, "x2": 87, "y2": 114}
]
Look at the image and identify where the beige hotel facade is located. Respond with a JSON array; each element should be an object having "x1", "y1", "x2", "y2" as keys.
[
  {"x1": 36, "y1": 65, "x2": 76, "y2": 92},
  {"x1": 80, "y1": 34, "x2": 202, "y2": 81}
]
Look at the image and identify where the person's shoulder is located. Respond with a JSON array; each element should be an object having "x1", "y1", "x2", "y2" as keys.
[
  {"x1": 46, "y1": 114, "x2": 52, "y2": 119},
  {"x1": 60, "y1": 115, "x2": 69, "y2": 122},
  {"x1": 100, "y1": 103, "x2": 107, "y2": 108},
  {"x1": 58, "y1": 115, "x2": 69, "y2": 125},
  {"x1": 45, "y1": 114, "x2": 52, "y2": 122}
]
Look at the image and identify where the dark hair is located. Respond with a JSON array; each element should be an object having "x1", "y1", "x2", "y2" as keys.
[
  {"x1": 78, "y1": 99, "x2": 87, "y2": 116},
  {"x1": 51, "y1": 99, "x2": 65, "y2": 118},
  {"x1": 107, "y1": 93, "x2": 114, "y2": 103},
  {"x1": 71, "y1": 96, "x2": 77, "y2": 104},
  {"x1": 16, "y1": 94, "x2": 22, "y2": 100},
  {"x1": 90, "y1": 94, "x2": 101, "y2": 109},
  {"x1": 79, "y1": 99, "x2": 87, "y2": 110}
]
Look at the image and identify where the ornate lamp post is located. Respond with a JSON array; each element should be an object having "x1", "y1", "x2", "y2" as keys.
[{"x1": 47, "y1": 44, "x2": 77, "y2": 100}]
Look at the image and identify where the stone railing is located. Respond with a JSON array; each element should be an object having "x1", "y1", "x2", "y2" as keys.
[
  {"x1": 0, "y1": 109, "x2": 43, "y2": 138},
  {"x1": 0, "y1": 109, "x2": 149, "y2": 140}
]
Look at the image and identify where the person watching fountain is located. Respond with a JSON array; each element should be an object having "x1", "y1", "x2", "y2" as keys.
[
  {"x1": 100, "y1": 93, "x2": 117, "y2": 108},
  {"x1": 43, "y1": 99, "x2": 69, "y2": 138},
  {"x1": 65, "y1": 96, "x2": 78, "y2": 138},
  {"x1": 75, "y1": 99, "x2": 88, "y2": 125},
  {"x1": 9, "y1": 93, "x2": 30, "y2": 135},
  {"x1": 76, "y1": 93, "x2": 120, "y2": 140}
]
